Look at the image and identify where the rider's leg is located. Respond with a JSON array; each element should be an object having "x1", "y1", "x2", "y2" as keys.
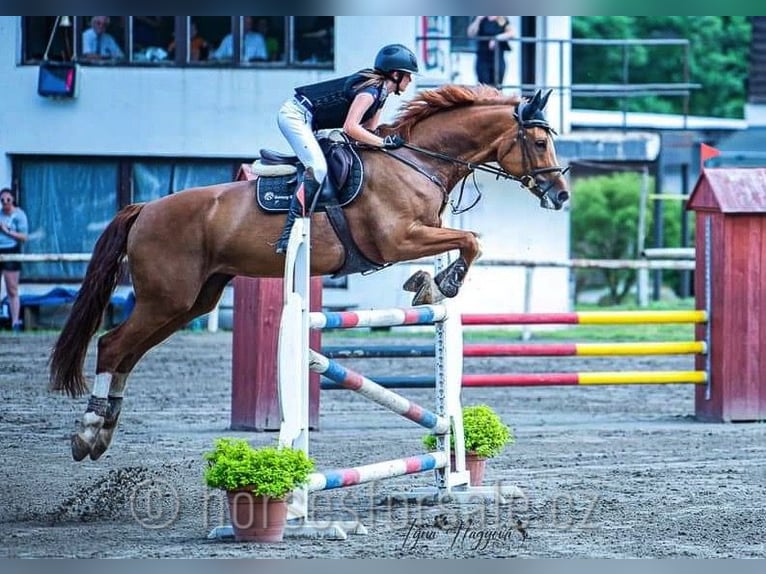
[
  {"x1": 275, "y1": 97, "x2": 327, "y2": 254},
  {"x1": 275, "y1": 172, "x2": 322, "y2": 254}
]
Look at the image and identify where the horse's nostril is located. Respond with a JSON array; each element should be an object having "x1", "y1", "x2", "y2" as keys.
[{"x1": 557, "y1": 191, "x2": 570, "y2": 204}]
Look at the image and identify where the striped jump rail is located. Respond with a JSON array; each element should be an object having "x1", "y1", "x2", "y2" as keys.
[
  {"x1": 461, "y1": 310, "x2": 708, "y2": 325},
  {"x1": 310, "y1": 305, "x2": 447, "y2": 330},
  {"x1": 321, "y1": 370, "x2": 708, "y2": 390},
  {"x1": 309, "y1": 349, "x2": 450, "y2": 432},
  {"x1": 307, "y1": 452, "x2": 447, "y2": 491},
  {"x1": 322, "y1": 341, "x2": 707, "y2": 359}
]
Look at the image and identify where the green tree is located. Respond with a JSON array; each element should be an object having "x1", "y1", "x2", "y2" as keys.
[
  {"x1": 571, "y1": 171, "x2": 682, "y2": 304},
  {"x1": 572, "y1": 16, "x2": 751, "y2": 118},
  {"x1": 571, "y1": 171, "x2": 645, "y2": 304}
]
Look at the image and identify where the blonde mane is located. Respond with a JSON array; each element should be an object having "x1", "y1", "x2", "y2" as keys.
[{"x1": 381, "y1": 84, "x2": 521, "y2": 139}]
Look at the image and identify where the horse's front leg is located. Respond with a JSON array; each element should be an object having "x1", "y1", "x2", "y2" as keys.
[{"x1": 385, "y1": 225, "x2": 482, "y2": 305}]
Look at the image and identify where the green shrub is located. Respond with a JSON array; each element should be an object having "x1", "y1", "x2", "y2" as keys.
[
  {"x1": 203, "y1": 438, "x2": 315, "y2": 499},
  {"x1": 422, "y1": 404, "x2": 515, "y2": 458}
]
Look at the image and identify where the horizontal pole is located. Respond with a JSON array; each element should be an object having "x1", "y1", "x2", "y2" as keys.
[
  {"x1": 321, "y1": 371, "x2": 707, "y2": 390},
  {"x1": 0, "y1": 253, "x2": 92, "y2": 262},
  {"x1": 461, "y1": 310, "x2": 707, "y2": 326},
  {"x1": 309, "y1": 350, "x2": 449, "y2": 433},
  {"x1": 310, "y1": 305, "x2": 447, "y2": 330},
  {"x1": 463, "y1": 371, "x2": 707, "y2": 386},
  {"x1": 308, "y1": 452, "x2": 447, "y2": 491},
  {"x1": 641, "y1": 247, "x2": 695, "y2": 259},
  {"x1": 322, "y1": 341, "x2": 706, "y2": 358},
  {"x1": 474, "y1": 258, "x2": 695, "y2": 270}
]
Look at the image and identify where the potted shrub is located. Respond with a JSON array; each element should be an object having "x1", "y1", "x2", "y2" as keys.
[
  {"x1": 422, "y1": 404, "x2": 514, "y2": 486},
  {"x1": 204, "y1": 437, "x2": 315, "y2": 542}
]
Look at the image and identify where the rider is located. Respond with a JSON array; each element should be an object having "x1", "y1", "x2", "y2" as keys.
[{"x1": 274, "y1": 43, "x2": 419, "y2": 254}]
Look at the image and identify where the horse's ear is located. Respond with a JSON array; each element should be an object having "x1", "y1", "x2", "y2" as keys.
[
  {"x1": 540, "y1": 89, "x2": 552, "y2": 110},
  {"x1": 530, "y1": 89, "x2": 542, "y2": 109}
]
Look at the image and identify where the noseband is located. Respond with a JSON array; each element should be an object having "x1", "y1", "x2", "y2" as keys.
[{"x1": 507, "y1": 112, "x2": 569, "y2": 202}]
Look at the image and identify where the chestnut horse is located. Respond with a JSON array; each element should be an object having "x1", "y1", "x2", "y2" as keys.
[{"x1": 49, "y1": 85, "x2": 569, "y2": 461}]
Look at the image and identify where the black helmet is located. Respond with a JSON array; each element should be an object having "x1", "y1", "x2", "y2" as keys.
[{"x1": 374, "y1": 44, "x2": 419, "y2": 74}]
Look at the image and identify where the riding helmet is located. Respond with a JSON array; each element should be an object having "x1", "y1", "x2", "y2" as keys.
[{"x1": 374, "y1": 44, "x2": 419, "y2": 74}]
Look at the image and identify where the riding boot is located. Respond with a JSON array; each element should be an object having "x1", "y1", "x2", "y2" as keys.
[{"x1": 275, "y1": 176, "x2": 321, "y2": 254}]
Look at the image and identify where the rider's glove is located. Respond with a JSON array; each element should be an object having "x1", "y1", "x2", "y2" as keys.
[{"x1": 382, "y1": 134, "x2": 406, "y2": 149}]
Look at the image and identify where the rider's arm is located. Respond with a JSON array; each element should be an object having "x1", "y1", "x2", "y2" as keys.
[{"x1": 343, "y1": 92, "x2": 385, "y2": 147}]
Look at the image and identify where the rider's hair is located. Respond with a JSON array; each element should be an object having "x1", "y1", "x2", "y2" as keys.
[{"x1": 351, "y1": 68, "x2": 386, "y2": 91}]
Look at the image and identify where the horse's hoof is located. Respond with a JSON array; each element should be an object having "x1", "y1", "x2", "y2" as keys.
[
  {"x1": 403, "y1": 270, "x2": 430, "y2": 293},
  {"x1": 71, "y1": 433, "x2": 91, "y2": 462},
  {"x1": 437, "y1": 280, "x2": 460, "y2": 298},
  {"x1": 90, "y1": 441, "x2": 107, "y2": 461}
]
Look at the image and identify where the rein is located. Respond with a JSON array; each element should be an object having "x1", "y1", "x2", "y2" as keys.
[{"x1": 358, "y1": 115, "x2": 568, "y2": 213}]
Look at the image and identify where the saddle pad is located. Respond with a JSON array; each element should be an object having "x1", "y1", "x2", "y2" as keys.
[{"x1": 256, "y1": 175, "x2": 295, "y2": 212}]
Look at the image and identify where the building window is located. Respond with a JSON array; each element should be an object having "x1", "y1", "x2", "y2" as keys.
[
  {"x1": 13, "y1": 156, "x2": 241, "y2": 281},
  {"x1": 21, "y1": 16, "x2": 334, "y2": 68},
  {"x1": 79, "y1": 16, "x2": 126, "y2": 62},
  {"x1": 292, "y1": 17, "x2": 334, "y2": 65},
  {"x1": 131, "y1": 16, "x2": 175, "y2": 63},
  {"x1": 22, "y1": 16, "x2": 73, "y2": 62}
]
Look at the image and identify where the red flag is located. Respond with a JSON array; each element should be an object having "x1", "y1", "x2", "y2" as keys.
[{"x1": 700, "y1": 143, "x2": 721, "y2": 171}]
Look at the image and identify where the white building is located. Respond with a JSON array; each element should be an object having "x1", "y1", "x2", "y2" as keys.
[{"x1": 0, "y1": 16, "x2": 573, "y2": 325}]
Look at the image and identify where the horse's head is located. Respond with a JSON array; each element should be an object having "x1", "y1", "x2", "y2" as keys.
[{"x1": 498, "y1": 89, "x2": 570, "y2": 210}]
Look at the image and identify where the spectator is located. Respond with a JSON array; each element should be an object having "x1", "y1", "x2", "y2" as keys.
[
  {"x1": 168, "y1": 20, "x2": 209, "y2": 61},
  {"x1": 212, "y1": 16, "x2": 267, "y2": 62},
  {"x1": 0, "y1": 188, "x2": 29, "y2": 332},
  {"x1": 82, "y1": 16, "x2": 125, "y2": 61},
  {"x1": 255, "y1": 17, "x2": 280, "y2": 61},
  {"x1": 467, "y1": 16, "x2": 515, "y2": 87}
]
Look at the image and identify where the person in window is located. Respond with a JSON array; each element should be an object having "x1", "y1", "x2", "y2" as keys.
[
  {"x1": 82, "y1": 16, "x2": 125, "y2": 61},
  {"x1": 168, "y1": 20, "x2": 209, "y2": 61},
  {"x1": 467, "y1": 16, "x2": 515, "y2": 87},
  {"x1": 212, "y1": 16, "x2": 267, "y2": 62},
  {"x1": 0, "y1": 188, "x2": 29, "y2": 332},
  {"x1": 273, "y1": 44, "x2": 418, "y2": 254},
  {"x1": 255, "y1": 17, "x2": 280, "y2": 61}
]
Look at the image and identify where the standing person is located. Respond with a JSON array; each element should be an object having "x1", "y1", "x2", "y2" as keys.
[
  {"x1": 82, "y1": 15, "x2": 125, "y2": 60},
  {"x1": 273, "y1": 43, "x2": 418, "y2": 254},
  {"x1": 0, "y1": 188, "x2": 29, "y2": 332},
  {"x1": 467, "y1": 16, "x2": 515, "y2": 87}
]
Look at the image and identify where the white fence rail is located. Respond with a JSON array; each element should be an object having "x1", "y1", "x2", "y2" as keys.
[{"x1": 1, "y1": 253, "x2": 696, "y2": 332}]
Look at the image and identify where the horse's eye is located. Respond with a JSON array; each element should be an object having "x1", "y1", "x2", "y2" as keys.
[{"x1": 535, "y1": 140, "x2": 547, "y2": 150}]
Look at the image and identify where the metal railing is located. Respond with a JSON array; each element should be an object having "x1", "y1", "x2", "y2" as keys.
[{"x1": 414, "y1": 34, "x2": 699, "y2": 131}]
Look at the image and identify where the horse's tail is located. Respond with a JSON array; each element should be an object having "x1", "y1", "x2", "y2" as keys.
[{"x1": 49, "y1": 203, "x2": 145, "y2": 398}]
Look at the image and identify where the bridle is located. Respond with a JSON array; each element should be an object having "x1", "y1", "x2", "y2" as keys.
[{"x1": 366, "y1": 104, "x2": 569, "y2": 212}]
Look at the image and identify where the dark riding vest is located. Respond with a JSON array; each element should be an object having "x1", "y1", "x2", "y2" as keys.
[{"x1": 295, "y1": 71, "x2": 388, "y2": 130}]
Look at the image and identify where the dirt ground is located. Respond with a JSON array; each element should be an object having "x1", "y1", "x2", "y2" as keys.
[{"x1": 0, "y1": 329, "x2": 764, "y2": 558}]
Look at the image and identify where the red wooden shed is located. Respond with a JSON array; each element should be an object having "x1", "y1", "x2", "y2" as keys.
[
  {"x1": 229, "y1": 164, "x2": 322, "y2": 431},
  {"x1": 687, "y1": 168, "x2": 766, "y2": 422}
]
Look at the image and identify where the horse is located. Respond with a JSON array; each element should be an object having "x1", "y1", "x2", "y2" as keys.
[{"x1": 49, "y1": 85, "x2": 569, "y2": 462}]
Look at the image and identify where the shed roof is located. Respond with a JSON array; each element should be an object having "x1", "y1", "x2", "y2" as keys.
[{"x1": 688, "y1": 168, "x2": 766, "y2": 213}]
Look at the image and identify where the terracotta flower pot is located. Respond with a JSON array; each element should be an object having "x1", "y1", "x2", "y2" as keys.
[
  {"x1": 451, "y1": 451, "x2": 487, "y2": 486},
  {"x1": 226, "y1": 489, "x2": 288, "y2": 542}
]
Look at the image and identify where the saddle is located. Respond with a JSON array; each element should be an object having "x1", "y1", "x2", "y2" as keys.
[
  {"x1": 252, "y1": 132, "x2": 385, "y2": 278},
  {"x1": 253, "y1": 132, "x2": 363, "y2": 214}
]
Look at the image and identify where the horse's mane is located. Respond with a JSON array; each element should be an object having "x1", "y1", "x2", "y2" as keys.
[{"x1": 380, "y1": 84, "x2": 521, "y2": 139}]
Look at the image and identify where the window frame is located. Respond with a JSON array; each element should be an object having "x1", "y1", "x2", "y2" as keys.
[{"x1": 21, "y1": 16, "x2": 334, "y2": 69}]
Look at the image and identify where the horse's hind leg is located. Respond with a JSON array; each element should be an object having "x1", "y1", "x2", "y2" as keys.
[{"x1": 78, "y1": 274, "x2": 232, "y2": 461}]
